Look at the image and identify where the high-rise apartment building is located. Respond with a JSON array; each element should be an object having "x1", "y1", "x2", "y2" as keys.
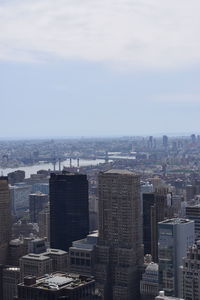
[
  {"x1": 158, "y1": 218, "x2": 194, "y2": 297},
  {"x1": 50, "y1": 172, "x2": 89, "y2": 251},
  {"x1": 182, "y1": 240, "x2": 200, "y2": 300},
  {"x1": 0, "y1": 177, "x2": 11, "y2": 264},
  {"x1": 95, "y1": 169, "x2": 143, "y2": 300}
]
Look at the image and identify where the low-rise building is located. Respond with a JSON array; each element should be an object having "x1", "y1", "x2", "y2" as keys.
[{"x1": 17, "y1": 272, "x2": 96, "y2": 300}]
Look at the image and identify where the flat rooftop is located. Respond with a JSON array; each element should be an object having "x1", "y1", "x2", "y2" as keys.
[
  {"x1": 159, "y1": 218, "x2": 193, "y2": 225},
  {"x1": 20, "y1": 272, "x2": 94, "y2": 291},
  {"x1": 104, "y1": 169, "x2": 136, "y2": 175},
  {"x1": 21, "y1": 254, "x2": 51, "y2": 261}
]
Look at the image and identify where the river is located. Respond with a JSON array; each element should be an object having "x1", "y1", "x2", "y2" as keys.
[{"x1": 0, "y1": 158, "x2": 106, "y2": 178}]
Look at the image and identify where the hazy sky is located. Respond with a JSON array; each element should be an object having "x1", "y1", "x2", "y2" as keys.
[{"x1": 1, "y1": 0, "x2": 200, "y2": 138}]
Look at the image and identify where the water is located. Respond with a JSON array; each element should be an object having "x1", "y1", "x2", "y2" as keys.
[{"x1": 0, "y1": 158, "x2": 106, "y2": 178}]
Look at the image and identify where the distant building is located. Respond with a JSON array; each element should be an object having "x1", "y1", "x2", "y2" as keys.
[
  {"x1": 17, "y1": 272, "x2": 96, "y2": 300},
  {"x1": 95, "y1": 169, "x2": 143, "y2": 300},
  {"x1": 31, "y1": 183, "x2": 49, "y2": 194},
  {"x1": 163, "y1": 135, "x2": 168, "y2": 149},
  {"x1": 50, "y1": 172, "x2": 89, "y2": 251},
  {"x1": 0, "y1": 177, "x2": 11, "y2": 264},
  {"x1": 69, "y1": 231, "x2": 98, "y2": 276},
  {"x1": 158, "y1": 218, "x2": 194, "y2": 297},
  {"x1": 140, "y1": 262, "x2": 159, "y2": 300},
  {"x1": 10, "y1": 184, "x2": 32, "y2": 217},
  {"x1": 7, "y1": 170, "x2": 25, "y2": 185},
  {"x1": 29, "y1": 192, "x2": 48, "y2": 223}
]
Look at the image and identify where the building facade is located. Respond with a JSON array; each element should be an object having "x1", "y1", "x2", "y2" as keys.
[
  {"x1": 17, "y1": 272, "x2": 96, "y2": 300},
  {"x1": 182, "y1": 240, "x2": 200, "y2": 300},
  {"x1": 0, "y1": 177, "x2": 11, "y2": 264},
  {"x1": 158, "y1": 218, "x2": 194, "y2": 297},
  {"x1": 95, "y1": 169, "x2": 143, "y2": 300},
  {"x1": 140, "y1": 262, "x2": 159, "y2": 300},
  {"x1": 50, "y1": 172, "x2": 89, "y2": 251},
  {"x1": 29, "y1": 192, "x2": 48, "y2": 223}
]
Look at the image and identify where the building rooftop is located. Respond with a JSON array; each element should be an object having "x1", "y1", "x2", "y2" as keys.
[
  {"x1": 20, "y1": 272, "x2": 94, "y2": 291},
  {"x1": 45, "y1": 248, "x2": 67, "y2": 255},
  {"x1": 159, "y1": 218, "x2": 193, "y2": 225},
  {"x1": 146, "y1": 262, "x2": 158, "y2": 272},
  {"x1": 21, "y1": 253, "x2": 51, "y2": 261},
  {"x1": 103, "y1": 169, "x2": 136, "y2": 175}
]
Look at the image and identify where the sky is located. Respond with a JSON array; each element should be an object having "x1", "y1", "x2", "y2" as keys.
[{"x1": 1, "y1": 0, "x2": 200, "y2": 138}]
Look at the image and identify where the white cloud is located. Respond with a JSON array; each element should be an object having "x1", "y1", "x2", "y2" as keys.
[{"x1": 1, "y1": 0, "x2": 200, "y2": 68}]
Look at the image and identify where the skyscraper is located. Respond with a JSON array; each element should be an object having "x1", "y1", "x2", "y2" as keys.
[
  {"x1": 158, "y1": 218, "x2": 194, "y2": 297},
  {"x1": 95, "y1": 169, "x2": 143, "y2": 300},
  {"x1": 143, "y1": 192, "x2": 155, "y2": 255},
  {"x1": 0, "y1": 177, "x2": 11, "y2": 264},
  {"x1": 50, "y1": 172, "x2": 89, "y2": 251}
]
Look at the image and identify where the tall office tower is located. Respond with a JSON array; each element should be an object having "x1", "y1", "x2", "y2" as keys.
[
  {"x1": 151, "y1": 187, "x2": 173, "y2": 262},
  {"x1": 186, "y1": 204, "x2": 200, "y2": 241},
  {"x1": 29, "y1": 192, "x2": 48, "y2": 223},
  {"x1": 50, "y1": 172, "x2": 89, "y2": 251},
  {"x1": 95, "y1": 170, "x2": 143, "y2": 300},
  {"x1": 158, "y1": 219, "x2": 194, "y2": 298},
  {"x1": 143, "y1": 192, "x2": 155, "y2": 255},
  {"x1": 163, "y1": 135, "x2": 168, "y2": 149},
  {"x1": 0, "y1": 177, "x2": 11, "y2": 264},
  {"x1": 182, "y1": 241, "x2": 200, "y2": 300}
]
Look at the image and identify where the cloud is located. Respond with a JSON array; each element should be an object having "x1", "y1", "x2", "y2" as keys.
[
  {"x1": 152, "y1": 93, "x2": 200, "y2": 103},
  {"x1": 1, "y1": 0, "x2": 200, "y2": 68}
]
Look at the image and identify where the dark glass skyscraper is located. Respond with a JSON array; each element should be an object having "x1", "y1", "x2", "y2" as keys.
[{"x1": 49, "y1": 172, "x2": 89, "y2": 251}]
